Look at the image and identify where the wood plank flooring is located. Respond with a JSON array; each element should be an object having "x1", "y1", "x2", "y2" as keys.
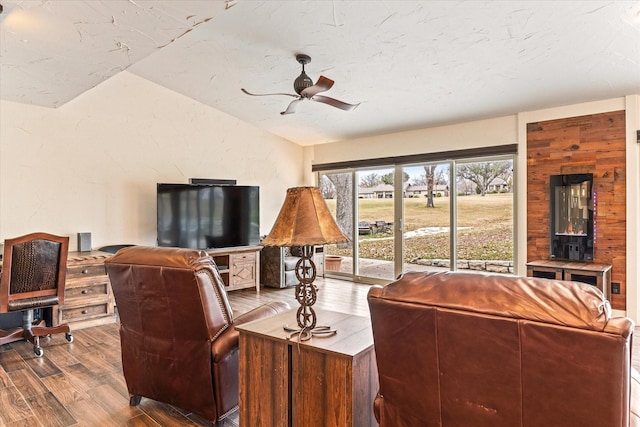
[
  {"x1": 1, "y1": 276, "x2": 638, "y2": 426},
  {"x1": 0, "y1": 277, "x2": 372, "y2": 426}
]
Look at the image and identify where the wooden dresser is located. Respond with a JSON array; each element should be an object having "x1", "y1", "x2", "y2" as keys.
[{"x1": 55, "y1": 251, "x2": 116, "y2": 330}]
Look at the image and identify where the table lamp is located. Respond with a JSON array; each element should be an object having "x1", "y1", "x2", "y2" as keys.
[{"x1": 261, "y1": 186, "x2": 349, "y2": 340}]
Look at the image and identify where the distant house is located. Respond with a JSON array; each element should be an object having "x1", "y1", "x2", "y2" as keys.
[
  {"x1": 359, "y1": 183, "x2": 450, "y2": 198},
  {"x1": 358, "y1": 187, "x2": 375, "y2": 198},
  {"x1": 404, "y1": 183, "x2": 449, "y2": 197},
  {"x1": 358, "y1": 184, "x2": 393, "y2": 198},
  {"x1": 371, "y1": 184, "x2": 394, "y2": 198},
  {"x1": 487, "y1": 177, "x2": 510, "y2": 192},
  {"x1": 457, "y1": 176, "x2": 512, "y2": 195}
]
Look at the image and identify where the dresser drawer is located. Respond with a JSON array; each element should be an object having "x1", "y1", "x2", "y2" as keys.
[
  {"x1": 60, "y1": 303, "x2": 110, "y2": 322},
  {"x1": 232, "y1": 252, "x2": 256, "y2": 263},
  {"x1": 65, "y1": 282, "x2": 109, "y2": 300},
  {"x1": 67, "y1": 263, "x2": 107, "y2": 279},
  {"x1": 56, "y1": 251, "x2": 116, "y2": 329}
]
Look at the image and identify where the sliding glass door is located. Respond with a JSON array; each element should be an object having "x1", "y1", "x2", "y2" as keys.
[
  {"x1": 402, "y1": 163, "x2": 451, "y2": 273},
  {"x1": 455, "y1": 158, "x2": 514, "y2": 274},
  {"x1": 319, "y1": 153, "x2": 515, "y2": 283},
  {"x1": 356, "y1": 168, "x2": 395, "y2": 281},
  {"x1": 320, "y1": 172, "x2": 354, "y2": 275}
]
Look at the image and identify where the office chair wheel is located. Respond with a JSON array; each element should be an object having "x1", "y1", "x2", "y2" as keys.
[
  {"x1": 34, "y1": 346, "x2": 44, "y2": 358},
  {"x1": 65, "y1": 332, "x2": 73, "y2": 343}
]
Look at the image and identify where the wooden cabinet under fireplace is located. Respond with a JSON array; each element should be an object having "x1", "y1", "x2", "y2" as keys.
[{"x1": 526, "y1": 260, "x2": 612, "y2": 300}]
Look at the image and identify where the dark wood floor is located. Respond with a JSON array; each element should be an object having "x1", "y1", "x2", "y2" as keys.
[
  {"x1": 1, "y1": 277, "x2": 638, "y2": 426},
  {"x1": 0, "y1": 277, "x2": 372, "y2": 426}
]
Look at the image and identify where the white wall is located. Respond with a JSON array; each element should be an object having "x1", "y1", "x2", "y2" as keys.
[
  {"x1": 311, "y1": 115, "x2": 518, "y2": 165},
  {"x1": 0, "y1": 72, "x2": 304, "y2": 250},
  {"x1": 625, "y1": 95, "x2": 640, "y2": 321}
]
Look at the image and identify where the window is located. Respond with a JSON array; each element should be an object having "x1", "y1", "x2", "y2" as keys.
[{"x1": 316, "y1": 147, "x2": 516, "y2": 282}]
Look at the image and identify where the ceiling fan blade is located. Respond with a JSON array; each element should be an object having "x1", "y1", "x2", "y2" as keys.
[
  {"x1": 300, "y1": 76, "x2": 334, "y2": 98},
  {"x1": 281, "y1": 98, "x2": 304, "y2": 115},
  {"x1": 311, "y1": 94, "x2": 360, "y2": 111},
  {"x1": 241, "y1": 88, "x2": 298, "y2": 98}
]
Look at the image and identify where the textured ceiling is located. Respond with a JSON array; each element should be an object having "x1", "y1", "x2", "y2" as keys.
[{"x1": 1, "y1": 1, "x2": 639, "y2": 145}]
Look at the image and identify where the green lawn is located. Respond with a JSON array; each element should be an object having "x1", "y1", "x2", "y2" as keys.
[{"x1": 326, "y1": 193, "x2": 513, "y2": 261}]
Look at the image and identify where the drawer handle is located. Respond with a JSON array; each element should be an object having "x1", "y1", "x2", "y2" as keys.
[
  {"x1": 81, "y1": 290, "x2": 89, "y2": 294},
  {"x1": 82, "y1": 310, "x2": 88, "y2": 314},
  {"x1": 82, "y1": 269, "x2": 89, "y2": 274}
]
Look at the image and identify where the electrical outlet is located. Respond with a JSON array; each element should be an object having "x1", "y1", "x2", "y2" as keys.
[{"x1": 611, "y1": 282, "x2": 621, "y2": 295}]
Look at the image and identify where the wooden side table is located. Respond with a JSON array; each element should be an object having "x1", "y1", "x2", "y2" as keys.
[{"x1": 236, "y1": 309, "x2": 378, "y2": 427}]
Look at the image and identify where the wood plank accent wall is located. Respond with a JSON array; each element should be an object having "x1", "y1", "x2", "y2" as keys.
[{"x1": 527, "y1": 110, "x2": 627, "y2": 310}]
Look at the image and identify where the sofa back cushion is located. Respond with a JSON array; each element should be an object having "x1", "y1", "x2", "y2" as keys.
[{"x1": 368, "y1": 271, "x2": 633, "y2": 427}]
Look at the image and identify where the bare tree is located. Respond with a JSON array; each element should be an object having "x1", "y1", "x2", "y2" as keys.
[
  {"x1": 424, "y1": 165, "x2": 437, "y2": 208},
  {"x1": 411, "y1": 174, "x2": 427, "y2": 185},
  {"x1": 359, "y1": 173, "x2": 381, "y2": 188},
  {"x1": 456, "y1": 176, "x2": 475, "y2": 195},
  {"x1": 435, "y1": 165, "x2": 450, "y2": 188},
  {"x1": 325, "y1": 173, "x2": 353, "y2": 247},
  {"x1": 457, "y1": 161, "x2": 512, "y2": 196},
  {"x1": 421, "y1": 164, "x2": 450, "y2": 207},
  {"x1": 319, "y1": 175, "x2": 335, "y2": 199}
]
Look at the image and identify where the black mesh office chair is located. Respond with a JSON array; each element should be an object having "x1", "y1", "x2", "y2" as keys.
[{"x1": 0, "y1": 232, "x2": 73, "y2": 356}]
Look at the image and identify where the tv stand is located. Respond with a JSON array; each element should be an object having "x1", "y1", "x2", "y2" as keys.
[{"x1": 208, "y1": 246, "x2": 261, "y2": 292}]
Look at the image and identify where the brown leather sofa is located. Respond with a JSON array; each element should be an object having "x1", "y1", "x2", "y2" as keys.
[
  {"x1": 368, "y1": 270, "x2": 640, "y2": 426},
  {"x1": 105, "y1": 246, "x2": 290, "y2": 424}
]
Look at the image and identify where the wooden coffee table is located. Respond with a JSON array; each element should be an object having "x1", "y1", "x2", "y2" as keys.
[{"x1": 236, "y1": 308, "x2": 378, "y2": 427}]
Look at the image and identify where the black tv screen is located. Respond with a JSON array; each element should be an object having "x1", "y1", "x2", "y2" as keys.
[{"x1": 157, "y1": 184, "x2": 260, "y2": 249}]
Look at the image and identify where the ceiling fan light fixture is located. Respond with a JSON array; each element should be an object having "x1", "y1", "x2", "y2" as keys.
[{"x1": 294, "y1": 71, "x2": 313, "y2": 95}]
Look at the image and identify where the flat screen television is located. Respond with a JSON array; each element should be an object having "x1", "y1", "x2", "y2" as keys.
[{"x1": 157, "y1": 183, "x2": 260, "y2": 249}]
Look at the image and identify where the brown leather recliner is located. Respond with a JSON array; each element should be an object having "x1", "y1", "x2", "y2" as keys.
[
  {"x1": 368, "y1": 270, "x2": 640, "y2": 427},
  {"x1": 105, "y1": 246, "x2": 290, "y2": 424}
]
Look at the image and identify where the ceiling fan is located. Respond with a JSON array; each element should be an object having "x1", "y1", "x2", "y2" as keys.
[{"x1": 241, "y1": 54, "x2": 360, "y2": 115}]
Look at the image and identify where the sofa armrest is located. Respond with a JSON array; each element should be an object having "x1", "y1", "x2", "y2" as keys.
[
  {"x1": 212, "y1": 301, "x2": 290, "y2": 362},
  {"x1": 604, "y1": 317, "x2": 635, "y2": 338},
  {"x1": 234, "y1": 301, "x2": 291, "y2": 326}
]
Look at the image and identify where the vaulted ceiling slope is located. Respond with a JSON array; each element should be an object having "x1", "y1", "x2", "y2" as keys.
[{"x1": 1, "y1": 1, "x2": 639, "y2": 145}]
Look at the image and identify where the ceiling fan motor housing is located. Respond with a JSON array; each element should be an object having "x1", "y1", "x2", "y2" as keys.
[{"x1": 294, "y1": 72, "x2": 313, "y2": 95}]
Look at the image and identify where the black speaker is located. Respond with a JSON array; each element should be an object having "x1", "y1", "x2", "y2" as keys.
[{"x1": 78, "y1": 232, "x2": 92, "y2": 252}]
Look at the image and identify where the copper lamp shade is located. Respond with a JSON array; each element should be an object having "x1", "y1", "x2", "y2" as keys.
[
  {"x1": 261, "y1": 187, "x2": 348, "y2": 247},
  {"x1": 262, "y1": 186, "x2": 348, "y2": 339}
]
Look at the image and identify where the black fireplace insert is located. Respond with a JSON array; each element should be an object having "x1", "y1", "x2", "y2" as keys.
[{"x1": 549, "y1": 173, "x2": 595, "y2": 261}]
